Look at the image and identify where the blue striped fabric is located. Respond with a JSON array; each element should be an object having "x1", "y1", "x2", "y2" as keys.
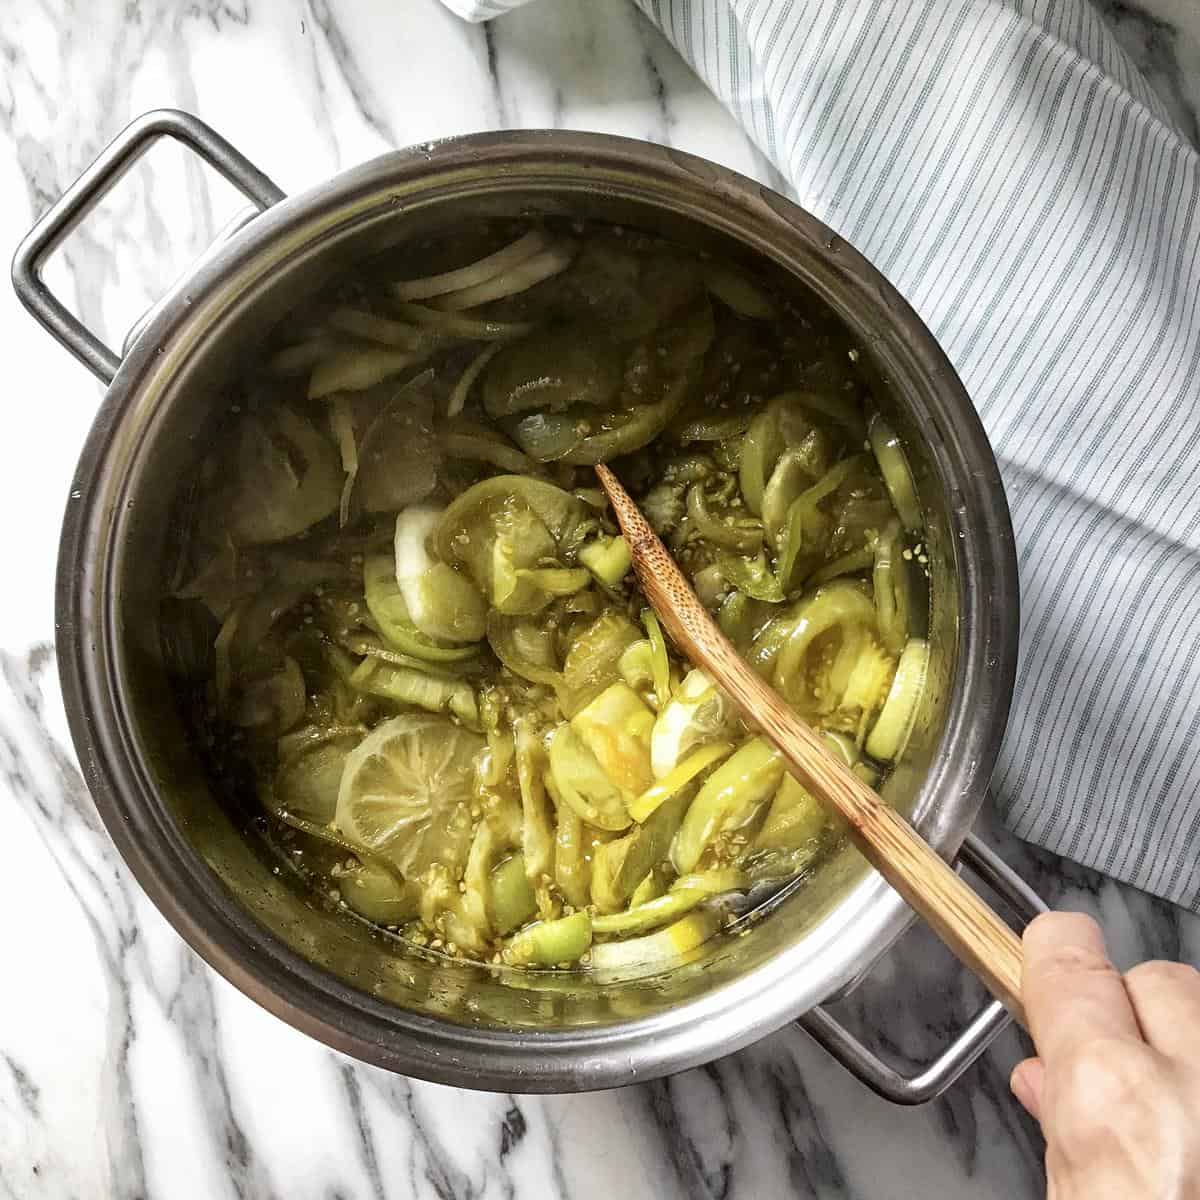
[{"x1": 440, "y1": 0, "x2": 1200, "y2": 912}]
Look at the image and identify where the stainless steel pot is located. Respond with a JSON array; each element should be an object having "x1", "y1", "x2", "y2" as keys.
[{"x1": 13, "y1": 110, "x2": 1039, "y2": 1100}]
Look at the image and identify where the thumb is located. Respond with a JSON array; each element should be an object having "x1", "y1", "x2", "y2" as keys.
[{"x1": 1010, "y1": 1056, "x2": 1045, "y2": 1121}]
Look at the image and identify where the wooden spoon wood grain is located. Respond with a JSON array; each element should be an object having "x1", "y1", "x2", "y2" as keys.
[{"x1": 596, "y1": 463, "x2": 1027, "y2": 1027}]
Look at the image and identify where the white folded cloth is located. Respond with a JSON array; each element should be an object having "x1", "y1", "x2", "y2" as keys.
[{"x1": 440, "y1": 0, "x2": 1200, "y2": 912}]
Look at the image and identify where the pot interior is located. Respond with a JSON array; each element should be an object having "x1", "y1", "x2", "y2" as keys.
[{"x1": 73, "y1": 141, "x2": 1004, "y2": 1083}]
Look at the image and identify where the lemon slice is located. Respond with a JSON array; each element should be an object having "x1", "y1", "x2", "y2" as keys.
[
  {"x1": 650, "y1": 669, "x2": 738, "y2": 779},
  {"x1": 335, "y1": 714, "x2": 484, "y2": 875}
]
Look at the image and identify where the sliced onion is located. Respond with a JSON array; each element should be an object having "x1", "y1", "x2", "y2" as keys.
[
  {"x1": 268, "y1": 338, "x2": 339, "y2": 375},
  {"x1": 774, "y1": 454, "x2": 867, "y2": 592},
  {"x1": 325, "y1": 306, "x2": 425, "y2": 348},
  {"x1": 308, "y1": 348, "x2": 420, "y2": 399},
  {"x1": 439, "y1": 417, "x2": 532, "y2": 473},
  {"x1": 446, "y1": 342, "x2": 504, "y2": 417},
  {"x1": 514, "y1": 718, "x2": 555, "y2": 897},
  {"x1": 329, "y1": 399, "x2": 358, "y2": 528},
  {"x1": 336, "y1": 633, "x2": 475, "y2": 677},
  {"x1": 329, "y1": 399, "x2": 358, "y2": 475},
  {"x1": 214, "y1": 606, "x2": 240, "y2": 706},
  {"x1": 392, "y1": 301, "x2": 533, "y2": 340},
  {"x1": 429, "y1": 240, "x2": 576, "y2": 312},
  {"x1": 391, "y1": 231, "x2": 549, "y2": 301}
]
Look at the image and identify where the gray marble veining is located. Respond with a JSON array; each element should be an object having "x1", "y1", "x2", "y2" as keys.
[
  {"x1": 2, "y1": 1, "x2": 1198, "y2": 1197},
  {"x1": 1095, "y1": 0, "x2": 1200, "y2": 145}
]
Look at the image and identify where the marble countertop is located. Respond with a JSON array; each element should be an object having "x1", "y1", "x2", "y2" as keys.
[{"x1": 2, "y1": 2, "x2": 1198, "y2": 1197}]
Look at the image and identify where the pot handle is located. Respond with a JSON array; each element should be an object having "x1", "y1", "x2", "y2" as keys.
[
  {"x1": 11, "y1": 108, "x2": 284, "y2": 384},
  {"x1": 797, "y1": 834, "x2": 1047, "y2": 1105}
]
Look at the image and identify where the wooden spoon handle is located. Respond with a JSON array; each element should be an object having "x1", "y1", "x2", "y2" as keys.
[{"x1": 596, "y1": 464, "x2": 1026, "y2": 1027}]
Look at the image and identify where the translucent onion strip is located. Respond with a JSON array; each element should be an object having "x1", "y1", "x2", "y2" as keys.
[
  {"x1": 392, "y1": 231, "x2": 549, "y2": 301},
  {"x1": 268, "y1": 338, "x2": 339, "y2": 375},
  {"x1": 429, "y1": 240, "x2": 576, "y2": 312},
  {"x1": 214, "y1": 607, "x2": 240, "y2": 706},
  {"x1": 308, "y1": 349, "x2": 420, "y2": 399},
  {"x1": 329, "y1": 398, "x2": 358, "y2": 527},
  {"x1": 326, "y1": 306, "x2": 425, "y2": 348},
  {"x1": 446, "y1": 343, "x2": 504, "y2": 417},
  {"x1": 393, "y1": 301, "x2": 533, "y2": 340},
  {"x1": 440, "y1": 423, "x2": 532, "y2": 473}
]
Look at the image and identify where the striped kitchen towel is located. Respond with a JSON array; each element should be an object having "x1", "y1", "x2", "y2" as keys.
[{"x1": 440, "y1": 0, "x2": 1200, "y2": 912}]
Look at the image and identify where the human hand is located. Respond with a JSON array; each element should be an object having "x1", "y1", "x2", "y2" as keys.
[{"x1": 1011, "y1": 911, "x2": 1200, "y2": 1199}]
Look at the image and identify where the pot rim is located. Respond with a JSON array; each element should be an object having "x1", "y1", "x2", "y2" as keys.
[{"x1": 54, "y1": 129, "x2": 1019, "y2": 1091}]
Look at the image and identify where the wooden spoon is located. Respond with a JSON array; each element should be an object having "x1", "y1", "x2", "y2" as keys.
[{"x1": 596, "y1": 463, "x2": 1027, "y2": 1027}]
